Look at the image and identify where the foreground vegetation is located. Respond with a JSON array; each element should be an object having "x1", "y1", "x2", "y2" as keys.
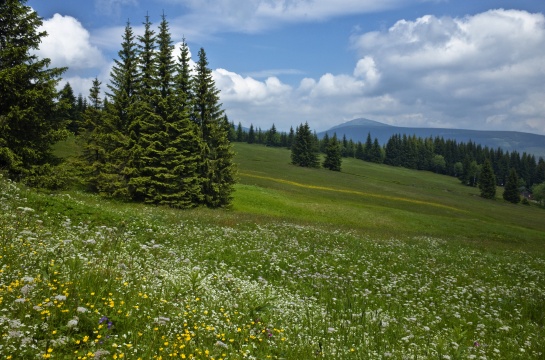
[{"x1": 2, "y1": 144, "x2": 545, "y2": 359}]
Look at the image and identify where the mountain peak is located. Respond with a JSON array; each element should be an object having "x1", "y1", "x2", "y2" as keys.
[{"x1": 329, "y1": 118, "x2": 391, "y2": 131}]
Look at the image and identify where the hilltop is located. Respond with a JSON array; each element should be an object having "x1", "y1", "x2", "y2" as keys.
[{"x1": 319, "y1": 118, "x2": 545, "y2": 158}]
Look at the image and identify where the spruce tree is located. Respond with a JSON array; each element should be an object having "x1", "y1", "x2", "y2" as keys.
[
  {"x1": 503, "y1": 168, "x2": 521, "y2": 204},
  {"x1": 99, "y1": 20, "x2": 140, "y2": 199},
  {"x1": 147, "y1": 13, "x2": 179, "y2": 205},
  {"x1": 79, "y1": 78, "x2": 110, "y2": 192},
  {"x1": 58, "y1": 82, "x2": 78, "y2": 133},
  {"x1": 0, "y1": 0, "x2": 67, "y2": 182},
  {"x1": 323, "y1": 133, "x2": 342, "y2": 171},
  {"x1": 535, "y1": 158, "x2": 545, "y2": 185},
  {"x1": 355, "y1": 141, "x2": 365, "y2": 160},
  {"x1": 248, "y1": 124, "x2": 256, "y2": 144},
  {"x1": 287, "y1": 126, "x2": 295, "y2": 149},
  {"x1": 236, "y1": 122, "x2": 244, "y2": 142},
  {"x1": 321, "y1": 133, "x2": 330, "y2": 153},
  {"x1": 192, "y1": 47, "x2": 236, "y2": 207},
  {"x1": 291, "y1": 122, "x2": 319, "y2": 168},
  {"x1": 126, "y1": 14, "x2": 160, "y2": 202},
  {"x1": 479, "y1": 159, "x2": 496, "y2": 199},
  {"x1": 107, "y1": 20, "x2": 139, "y2": 133},
  {"x1": 266, "y1": 123, "x2": 279, "y2": 147},
  {"x1": 175, "y1": 38, "x2": 193, "y2": 115},
  {"x1": 371, "y1": 138, "x2": 383, "y2": 163},
  {"x1": 363, "y1": 132, "x2": 373, "y2": 161},
  {"x1": 158, "y1": 22, "x2": 203, "y2": 208}
]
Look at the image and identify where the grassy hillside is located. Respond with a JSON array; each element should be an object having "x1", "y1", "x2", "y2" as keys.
[
  {"x1": 2, "y1": 142, "x2": 544, "y2": 359},
  {"x1": 233, "y1": 143, "x2": 545, "y2": 252}
]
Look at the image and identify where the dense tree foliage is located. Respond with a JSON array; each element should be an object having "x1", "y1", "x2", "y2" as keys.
[
  {"x1": 503, "y1": 169, "x2": 521, "y2": 204},
  {"x1": 323, "y1": 133, "x2": 342, "y2": 171},
  {"x1": 63, "y1": 15, "x2": 235, "y2": 208},
  {"x1": 479, "y1": 159, "x2": 496, "y2": 199},
  {"x1": 0, "y1": 0, "x2": 67, "y2": 185},
  {"x1": 291, "y1": 122, "x2": 319, "y2": 168},
  {"x1": 192, "y1": 48, "x2": 236, "y2": 207},
  {"x1": 532, "y1": 182, "x2": 545, "y2": 207}
]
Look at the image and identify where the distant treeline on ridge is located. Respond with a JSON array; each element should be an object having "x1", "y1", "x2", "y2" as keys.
[{"x1": 230, "y1": 122, "x2": 545, "y2": 192}]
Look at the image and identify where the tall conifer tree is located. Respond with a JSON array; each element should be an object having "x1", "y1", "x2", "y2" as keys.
[
  {"x1": 80, "y1": 78, "x2": 117, "y2": 193},
  {"x1": 58, "y1": 82, "x2": 78, "y2": 133},
  {"x1": 479, "y1": 159, "x2": 496, "y2": 199},
  {"x1": 97, "y1": 21, "x2": 140, "y2": 198},
  {"x1": 323, "y1": 133, "x2": 342, "y2": 171},
  {"x1": 503, "y1": 168, "x2": 521, "y2": 204},
  {"x1": 291, "y1": 122, "x2": 319, "y2": 168},
  {"x1": 107, "y1": 20, "x2": 139, "y2": 133},
  {"x1": 192, "y1": 48, "x2": 236, "y2": 207},
  {"x1": 126, "y1": 14, "x2": 161, "y2": 202},
  {"x1": 171, "y1": 38, "x2": 204, "y2": 205},
  {"x1": 155, "y1": 15, "x2": 203, "y2": 207},
  {"x1": 0, "y1": 0, "x2": 67, "y2": 182}
]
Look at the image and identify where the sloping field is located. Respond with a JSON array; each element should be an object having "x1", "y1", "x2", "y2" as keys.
[
  {"x1": 1, "y1": 143, "x2": 544, "y2": 359},
  {"x1": 234, "y1": 143, "x2": 545, "y2": 252}
]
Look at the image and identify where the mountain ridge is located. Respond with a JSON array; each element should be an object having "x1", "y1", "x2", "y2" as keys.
[{"x1": 319, "y1": 118, "x2": 545, "y2": 159}]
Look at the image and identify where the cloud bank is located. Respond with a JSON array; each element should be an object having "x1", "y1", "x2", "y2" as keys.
[
  {"x1": 160, "y1": 0, "x2": 406, "y2": 34},
  {"x1": 217, "y1": 9, "x2": 545, "y2": 134},
  {"x1": 36, "y1": 7, "x2": 545, "y2": 135}
]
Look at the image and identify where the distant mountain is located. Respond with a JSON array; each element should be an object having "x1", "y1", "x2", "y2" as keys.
[
  {"x1": 319, "y1": 118, "x2": 545, "y2": 159},
  {"x1": 328, "y1": 118, "x2": 392, "y2": 130}
]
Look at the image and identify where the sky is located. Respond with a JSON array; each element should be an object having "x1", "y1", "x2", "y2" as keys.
[{"x1": 27, "y1": 0, "x2": 545, "y2": 135}]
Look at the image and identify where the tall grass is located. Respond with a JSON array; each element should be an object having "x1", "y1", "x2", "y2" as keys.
[{"x1": 2, "y1": 167, "x2": 545, "y2": 358}]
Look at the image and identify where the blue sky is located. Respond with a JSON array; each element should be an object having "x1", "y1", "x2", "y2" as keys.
[{"x1": 28, "y1": 0, "x2": 545, "y2": 134}]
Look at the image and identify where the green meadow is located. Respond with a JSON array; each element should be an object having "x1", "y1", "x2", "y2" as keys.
[{"x1": 1, "y1": 142, "x2": 544, "y2": 359}]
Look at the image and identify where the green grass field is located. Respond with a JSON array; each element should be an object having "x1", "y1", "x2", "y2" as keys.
[
  {"x1": 233, "y1": 143, "x2": 545, "y2": 252},
  {"x1": 1, "y1": 142, "x2": 544, "y2": 359}
]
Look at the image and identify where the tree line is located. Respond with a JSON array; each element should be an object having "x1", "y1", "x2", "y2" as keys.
[
  {"x1": 231, "y1": 122, "x2": 545, "y2": 203},
  {"x1": 0, "y1": 1, "x2": 235, "y2": 208}
]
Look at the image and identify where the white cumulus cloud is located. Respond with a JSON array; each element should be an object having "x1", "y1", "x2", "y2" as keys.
[
  {"x1": 213, "y1": 69, "x2": 292, "y2": 104},
  {"x1": 346, "y1": 9, "x2": 545, "y2": 133},
  {"x1": 217, "y1": 9, "x2": 545, "y2": 134},
  {"x1": 37, "y1": 14, "x2": 107, "y2": 70}
]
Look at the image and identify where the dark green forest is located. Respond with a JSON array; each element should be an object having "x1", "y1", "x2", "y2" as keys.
[{"x1": 1, "y1": 1, "x2": 235, "y2": 208}]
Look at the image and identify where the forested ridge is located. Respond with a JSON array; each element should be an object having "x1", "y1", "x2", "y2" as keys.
[{"x1": 232, "y1": 122, "x2": 545, "y2": 204}]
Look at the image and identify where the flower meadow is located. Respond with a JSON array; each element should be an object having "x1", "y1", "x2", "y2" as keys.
[{"x1": 1, "y1": 175, "x2": 545, "y2": 359}]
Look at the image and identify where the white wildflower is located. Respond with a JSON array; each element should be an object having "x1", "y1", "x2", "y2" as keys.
[
  {"x1": 67, "y1": 317, "x2": 79, "y2": 328},
  {"x1": 20, "y1": 284, "x2": 34, "y2": 296},
  {"x1": 77, "y1": 306, "x2": 89, "y2": 313},
  {"x1": 94, "y1": 349, "x2": 110, "y2": 359},
  {"x1": 8, "y1": 330, "x2": 23, "y2": 338},
  {"x1": 9, "y1": 319, "x2": 23, "y2": 329},
  {"x1": 155, "y1": 316, "x2": 170, "y2": 325}
]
